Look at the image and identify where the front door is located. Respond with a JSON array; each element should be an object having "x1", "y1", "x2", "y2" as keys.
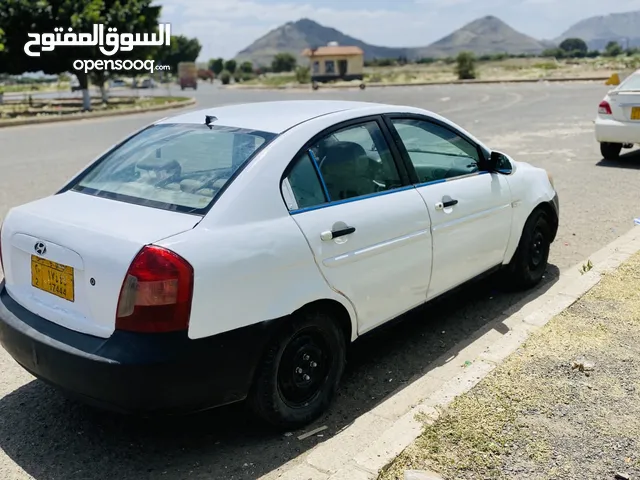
[
  {"x1": 386, "y1": 116, "x2": 513, "y2": 299},
  {"x1": 281, "y1": 118, "x2": 433, "y2": 334}
]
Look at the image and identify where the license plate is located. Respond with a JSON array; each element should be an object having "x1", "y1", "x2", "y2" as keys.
[
  {"x1": 31, "y1": 255, "x2": 74, "y2": 302},
  {"x1": 631, "y1": 107, "x2": 640, "y2": 120}
]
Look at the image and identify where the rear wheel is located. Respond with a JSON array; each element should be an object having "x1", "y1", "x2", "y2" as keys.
[
  {"x1": 600, "y1": 142, "x2": 622, "y2": 160},
  {"x1": 248, "y1": 310, "x2": 346, "y2": 429},
  {"x1": 504, "y1": 209, "x2": 552, "y2": 290}
]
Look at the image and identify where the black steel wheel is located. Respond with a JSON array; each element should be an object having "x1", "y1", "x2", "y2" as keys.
[
  {"x1": 248, "y1": 310, "x2": 346, "y2": 429},
  {"x1": 504, "y1": 209, "x2": 552, "y2": 290}
]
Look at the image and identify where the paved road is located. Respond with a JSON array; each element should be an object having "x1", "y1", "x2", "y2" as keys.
[{"x1": 0, "y1": 81, "x2": 639, "y2": 480}]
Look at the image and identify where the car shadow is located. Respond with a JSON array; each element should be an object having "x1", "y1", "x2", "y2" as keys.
[
  {"x1": 0, "y1": 265, "x2": 560, "y2": 480},
  {"x1": 596, "y1": 148, "x2": 640, "y2": 168}
]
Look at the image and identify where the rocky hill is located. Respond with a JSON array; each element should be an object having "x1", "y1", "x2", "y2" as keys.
[
  {"x1": 235, "y1": 16, "x2": 548, "y2": 66},
  {"x1": 414, "y1": 16, "x2": 547, "y2": 59},
  {"x1": 234, "y1": 18, "x2": 410, "y2": 66},
  {"x1": 555, "y1": 10, "x2": 640, "y2": 51}
]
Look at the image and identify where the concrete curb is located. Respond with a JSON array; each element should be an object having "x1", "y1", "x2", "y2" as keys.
[
  {"x1": 0, "y1": 97, "x2": 196, "y2": 128},
  {"x1": 228, "y1": 76, "x2": 610, "y2": 92},
  {"x1": 264, "y1": 225, "x2": 640, "y2": 480}
]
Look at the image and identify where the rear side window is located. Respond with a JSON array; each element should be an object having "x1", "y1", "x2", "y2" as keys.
[
  {"x1": 71, "y1": 124, "x2": 276, "y2": 214},
  {"x1": 284, "y1": 152, "x2": 328, "y2": 210},
  {"x1": 619, "y1": 73, "x2": 640, "y2": 91}
]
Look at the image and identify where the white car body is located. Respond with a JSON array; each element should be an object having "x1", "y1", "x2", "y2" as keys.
[
  {"x1": 0, "y1": 100, "x2": 558, "y2": 426},
  {"x1": 595, "y1": 68, "x2": 640, "y2": 150}
]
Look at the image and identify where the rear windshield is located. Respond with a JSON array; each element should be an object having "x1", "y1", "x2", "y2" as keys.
[
  {"x1": 618, "y1": 73, "x2": 640, "y2": 92},
  {"x1": 70, "y1": 123, "x2": 277, "y2": 214}
]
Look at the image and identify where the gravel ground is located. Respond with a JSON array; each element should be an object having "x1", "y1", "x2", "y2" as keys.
[{"x1": 380, "y1": 252, "x2": 640, "y2": 480}]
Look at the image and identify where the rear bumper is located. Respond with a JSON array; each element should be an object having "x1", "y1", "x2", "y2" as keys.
[
  {"x1": 0, "y1": 282, "x2": 272, "y2": 415},
  {"x1": 595, "y1": 117, "x2": 640, "y2": 144}
]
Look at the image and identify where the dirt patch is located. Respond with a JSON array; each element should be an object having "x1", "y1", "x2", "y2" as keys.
[
  {"x1": 380, "y1": 253, "x2": 640, "y2": 480},
  {"x1": 0, "y1": 96, "x2": 188, "y2": 120}
]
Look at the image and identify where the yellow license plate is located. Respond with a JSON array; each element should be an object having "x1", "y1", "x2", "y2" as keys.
[
  {"x1": 631, "y1": 107, "x2": 640, "y2": 120},
  {"x1": 31, "y1": 255, "x2": 74, "y2": 302}
]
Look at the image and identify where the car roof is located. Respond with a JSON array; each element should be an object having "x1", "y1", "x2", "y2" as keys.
[{"x1": 156, "y1": 100, "x2": 389, "y2": 133}]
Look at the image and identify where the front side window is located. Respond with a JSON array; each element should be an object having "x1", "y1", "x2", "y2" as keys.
[
  {"x1": 71, "y1": 124, "x2": 276, "y2": 214},
  {"x1": 390, "y1": 118, "x2": 480, "y2": 184}
]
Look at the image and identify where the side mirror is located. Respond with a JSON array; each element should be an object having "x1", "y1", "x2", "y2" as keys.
[{"x1": 485, "y1": 151, "x2": 512, "y2": 174}]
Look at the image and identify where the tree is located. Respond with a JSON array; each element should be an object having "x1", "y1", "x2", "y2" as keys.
[
  {"x1": 271, "y1": 53, "x2": 297, "y2": 73},
  {"x1": 542, "y1": 47, "x2": 566, "y2": 59},
  {"x1": 0, "y1": 0, "x2": 162, "y2": 110},
  {"x1": 209, "y1": 57, "x2": 224, "y2": 75},
  {"x1": 239, "y1": 61, "x2": 253, "y2": 74},
  {"x1": 559, "y1": 38, "x2": 588, "y2": 56},
  {"x1": 223, "y1": 59, "x2": 237, "y2": 74},
  {"x1": 605, "y1": 41, "x2": 623, "y2": 57},
  {"x1": 455, "y1": 51, "x2": 476, "y2": 80},
  {"x1": 155, "y1": 35, "x2": 202, "y2": 72}
]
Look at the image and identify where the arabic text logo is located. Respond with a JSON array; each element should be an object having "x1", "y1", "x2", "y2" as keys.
[{"x1": 24, "y1": 24, "x2": 171, "y2": 57}]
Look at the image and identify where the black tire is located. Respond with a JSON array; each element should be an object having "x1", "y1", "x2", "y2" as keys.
[
  {"x1": 600, "y1": 142, "x2": 622, "y2": 160},
  {"x1": 504, "y1": 209, "x2": 552, "y2": 290},
  {"x1": 312, "y1": 82, "x2": 319, "y2": 91},
  {"x1": 359, "y1": 83, "x2": 366, "y2": 90},
  {"x1": 248, "y1": 310, "x2": 346, "y2": 429}
]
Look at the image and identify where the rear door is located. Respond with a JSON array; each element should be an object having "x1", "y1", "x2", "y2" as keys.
[
  {"x1": 385, "y1": 115, "x2": 513, "y2": 299},
  {"x1": 281, "y1": 117, "x2": 433, "y2": 334}
]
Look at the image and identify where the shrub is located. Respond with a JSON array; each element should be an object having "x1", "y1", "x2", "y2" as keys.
[
  {"x1": 220, "y1": 70, "x2": 232, "y2": 85},
  {"x1": 295, "y1": 66, "x2": 311, "y2": 84},
  {"x1": 455, "y1": 51, "x2": 476, "y2": 80}
]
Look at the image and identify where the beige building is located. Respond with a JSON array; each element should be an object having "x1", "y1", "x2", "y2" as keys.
[{"x1": 302, "y1": 43, "x2": 364, "y2": 83}]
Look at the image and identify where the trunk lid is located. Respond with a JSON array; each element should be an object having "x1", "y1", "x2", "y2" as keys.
[
  {"x1": 609, "y1": 90, "x2": 640, "y2": 123},
  {"x1": 1, "y1": 191, "x2": 200, "y2": 338}
]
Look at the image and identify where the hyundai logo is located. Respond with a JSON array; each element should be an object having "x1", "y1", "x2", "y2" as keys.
[{"x1": 34, "y1": 242, "x2": 47, "y2": 255}]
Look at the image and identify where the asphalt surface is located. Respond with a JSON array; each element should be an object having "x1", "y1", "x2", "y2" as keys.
[{"x1": 0, "y1": 81, "x2": 639, "y2": 480}]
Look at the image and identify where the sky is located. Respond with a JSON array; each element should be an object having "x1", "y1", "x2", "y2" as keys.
[{"x1": 158, "y1": 0, "x2": 640, "y2": 61}]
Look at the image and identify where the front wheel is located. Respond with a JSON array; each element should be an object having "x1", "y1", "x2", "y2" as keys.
[
  {"x1": 600, "y1": 142, "x2": 622, "y2": 160},
  {"x1": 248, "y1": 310, "x2": 346, "y2": 429},
  {"x1": 504, "y1": 209, "x2": 552, "y2": 290}
]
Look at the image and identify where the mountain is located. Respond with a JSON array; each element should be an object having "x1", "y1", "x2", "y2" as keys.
[
  {"x1": 413, "y1": 16, "x2": 547, "y2": 58},
  {"x1": 234, "y1": 16, "x2": 548, "y2": 66},
  {"x1": 235, "y1": 18, "x2": 410, "y2": 66},
  {"x1": 555, "y1": 11, "x2": 640, "y2": 51}
]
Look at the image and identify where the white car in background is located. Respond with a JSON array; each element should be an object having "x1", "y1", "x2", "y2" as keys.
[
  {"x1": 596, "y1": 68, "x2": 640, "y2": 159},
  {"x1": 0, "y1": 100, "x2": 559, "y2": 429}
]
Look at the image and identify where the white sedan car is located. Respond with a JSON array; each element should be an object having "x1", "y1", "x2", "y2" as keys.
[
  {"x1": 596, "y1": 68, "x2": 640, "y2": 159},
  {"x1": 0, "y1": 100, "x2": 558, "y2": 428}
]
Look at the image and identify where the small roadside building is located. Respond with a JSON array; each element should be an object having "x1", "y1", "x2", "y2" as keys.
[{"x1": 302, "y1": 43, "x2": 365, "y2": 84}]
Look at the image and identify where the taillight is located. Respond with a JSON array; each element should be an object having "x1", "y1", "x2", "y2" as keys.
[
  {"x1": 116, "y1": 245, "x2": 194, "y2": 333},
  {"x1": 598, "y1": 100, "x2": 612, "y2": 115}
]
